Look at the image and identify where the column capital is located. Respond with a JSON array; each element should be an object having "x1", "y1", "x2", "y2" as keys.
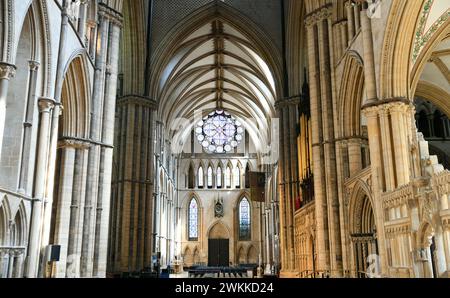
[
  {"x1": 305, "y1": 5, "x2": 332, "y2": 27},
  {"x1": 98, "y1": 3, "x2": 124, "y2": 28},
  {"x1": 117, "y1": 95, "x2": 158, "y2": 109},
  {"x1": 361, "y1": 105, "x2": 379, "y2": 118},
  {"x1": 38, "y1": 97, "x2": 56, "y2": 113},
  {"x1": 57, "y1": 139, "x2": 91, "y2": 150},
  {"x1": 275, "y1": 96, "x2": 301, "y2": 109},
  {"x1": 28, "y1": 60, "x2": 40, "y2": 71},
  {"x1": 0, "y1": 62, "x2": 16, "y2": 80}
]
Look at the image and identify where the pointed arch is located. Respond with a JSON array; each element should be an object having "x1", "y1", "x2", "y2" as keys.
[
  {"x1": 188, "y1": 197, "x2": 199, "y2": 241},
  {"x1": 151, "y1": 2, "x2": 282, "y2": 154},
  {"x1": 247, "y1": 245, "x2": 257, "y2": 264},
  {"x1": 237, "y1": 245, "x2": 246, "y2": 264},
  {"x1": 338, "y1": 53, "x2": 365, "y2": 138},
  {"x1": 234, "y1": 162, "x2": 242, "y2": 189},
  {"x1": 216, "y1": 164, "x2": 223, "y2": 189},
  {"x1": 208, "y1": 220, "x2": 231, "y2": 239},
  {"x1": 60, "y1": 55, "x2": 91, "y2": 139},
  {"x1": 0, "y1": 197, "x2": 8, "y2": 246},
  {"x1": 198, "y1": 164, "x2": 204, "y2": 188},
  {"x1": 207, "y1": 163, "x2": 214, "y2": 188},
  {"x1": 225, "y1": 163, "x2": 232, "y2": 189},
  {"x1": 238, "y1": 196, "x2": 251, "y2": 241},
  {"x1": 188, "y1": 162, "x2": 195, "y2": 189}
]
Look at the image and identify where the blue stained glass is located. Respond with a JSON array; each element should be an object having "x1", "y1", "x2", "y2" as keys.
[
  {"x1": 239, "y1": 198, "x2": 251, "y2": 241},
  {"x1": 189, "y1": 199, "x2": 198, "y2": 240}
]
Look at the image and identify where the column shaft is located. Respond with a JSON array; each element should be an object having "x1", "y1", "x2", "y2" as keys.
[{"x1": 25, "y1": 98, "x2": 54, "y2": 278}]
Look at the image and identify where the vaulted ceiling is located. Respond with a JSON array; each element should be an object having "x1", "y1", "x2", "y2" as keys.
[{"x1": 157, "y1": 19, "x2": 278, "y2": 152}]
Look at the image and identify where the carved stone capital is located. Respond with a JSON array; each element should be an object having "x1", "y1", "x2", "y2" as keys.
[
  {"x1": 38, "y1": 97, "x2": 56, "y2": 113},
  {"x1": 0, "y1": 63, "x2": 16, "y2": 80},
  {"x1": 98, "y1": 3, "x2": 124, "y2": 28},
  {"x1": 28, "y1": 60, "x2": 40, "y2": 72},
  {"x1": 58, "y1": 139, "x2": 91, "y2": 150}
]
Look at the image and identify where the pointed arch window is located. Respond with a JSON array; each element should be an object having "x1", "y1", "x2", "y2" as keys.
[
  {"x1": 217, "y1": 166, "x2": 223, "y2": 188},
  {"x1": 234, "y1": 167, "x2": 241, "y2": 188},
  {"x1": 245, "y1": 164, "x2": 251, "y2": 189},
  {"x1": 188, "y1": 164, "x2": 195, "y2": 189},
  {"x1": 239, "y1": 198, "x2": 251, "y2": 241},
  {"x1": 225, "y1": 166, "x2": 232, "y2": 188},
  {"x1": 198, "y1": 166, "x2": 204, "y2": 188},
  {"x1": 207, "y1": 166, "x2": 213, "y2": 188},
  {"x1": 188, "y1": 198, "x2": 199, "y2": 241}
]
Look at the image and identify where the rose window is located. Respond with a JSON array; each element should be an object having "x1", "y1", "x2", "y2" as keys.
[{"x1": 195, "y1": 110, "x2": 244, "y2": 153}]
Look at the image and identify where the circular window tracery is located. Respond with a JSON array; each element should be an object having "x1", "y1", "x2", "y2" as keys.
[{"x1": 195, "y1": 110, "x2": 244, "y2": 153}]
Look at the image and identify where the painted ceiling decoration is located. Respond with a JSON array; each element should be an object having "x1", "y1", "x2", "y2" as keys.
[
  {"x1": 157, "y1": 19, "x2": 277, "y2": 153},
  {"x1": 412, "y1": 0, "x2": 450, "y2": 62}
]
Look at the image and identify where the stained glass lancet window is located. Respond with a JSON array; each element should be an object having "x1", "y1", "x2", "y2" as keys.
[
  {"x1": 239, "y1": 198, "x2": 251, "y2": 241},
  {"x1": 225, "y1": 166, "x2": 232, "y2": 188},
  {"x1": 207, "y1": 166, "x2": 213, "y2": 188},
  {"x1": 234, "y1": 167, "x2": 241, "y2": 188},
  {"x1": 188, "y1": 198, "x2": 199, "y2": 241},
  {"x1": 217, "y1": 167, "x2": 222, "y2": 188},
  {"x1": 198, "y1": 166, "x2": 204, "y2": 188}
]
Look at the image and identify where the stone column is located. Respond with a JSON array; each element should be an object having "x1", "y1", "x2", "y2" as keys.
[
  {"x1": 18, "y1": 61, "x2": 40, "y2": 194},
  {"x1": 94, "y1": 18, "x2": 122, "y2": 277},
  {"x1": 362, "y1": 106, "x2": 389, "y2": 276},
  {"x1": 389, "y1": 103, "x2": 410, "y2": 187},
  {"x1": 77, "y1": 0, "x2": 88, "y2": 40},
  {"x1": 276, "y1": 103, "x2": 287, "y2": 271},
  {"x1": 318, "y1": 11, "x2": 343, "y2": 275},
  {"x1": 288, "y1": 101, "x2": 300, "y2": 271},
  {"x1": 347, "y1": 139, "x2": 362, "y2": 176},
  {"x1": 345, "y1": 1, "x2": 355, "y2": 42},
  {"x1": 354, "y1": 2, "x2": 361, "y2": 31},
  {"x1": 305, "y1": 15, "x2": 330, "y2": 272},
  {"x1": 25, "y1": 97, "x2": 55, "y2": 278},
  {"x1": 0, "y1": 63, "x2": 16, "y2": 159},
  {"x1": 378, "y1": 106, "x2": 395, "y2": 191},
  {"x1": 61, "y1": 142, "x2": 88, "y2": 278},
  {"x1": 52, "y1": 142, "x2": 76, "y2": 278},
  {"x1": 360, "y1": 3, "x2": 377, "y2": 102},
  {"x1": 81, "y1": 10, "x2": 110, "y2": 278}
]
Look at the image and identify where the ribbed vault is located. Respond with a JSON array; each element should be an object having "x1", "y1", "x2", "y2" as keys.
[{"x1": 155, "y1": 17, "x2": 279, "y2": 153}]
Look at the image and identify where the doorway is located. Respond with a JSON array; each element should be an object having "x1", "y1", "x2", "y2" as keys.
[{"x1": 208, "y1": 239, "x2": 229, "y2": 267}]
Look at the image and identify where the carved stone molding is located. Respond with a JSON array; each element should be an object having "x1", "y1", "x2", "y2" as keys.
[
  {"x1": 118, "y1": 95, "x2": 158, "y2": 109},
  {"x1": 0, "y1": 63, "x2": 16, "y2": 80},
  {"x1": 305, "y1": 5, "x2": 333, "y2": 27},
  {"x1": 57, "y1": 139, "x2": 91, "y2": 150},
  {"x1": 98, "y1": 3, "x2": 124, "y2": 28},
  {"x1": 37, "y1": 97, "x2": 56, "y2": 113}
]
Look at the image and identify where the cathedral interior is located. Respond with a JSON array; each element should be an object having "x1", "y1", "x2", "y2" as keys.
[{"x1": 0, "y1": 0, "x2": 450, "y2": 279}]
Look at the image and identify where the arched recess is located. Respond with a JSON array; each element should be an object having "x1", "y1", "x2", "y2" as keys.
[
  {"x1": 0, "y1": 1, "x2": 48, "y2": 191},
  {"x1": 415, "y1": 81, "x2": 450, "y2": 118},
  {"x1": 187, "y1": 196, "x2": 201, "y2": 242},
  {"x1": 0, "y1": 197, "x2": 9, "y2": 246},
  {"x1": 187, "y1": 162, "x2": 195, "y2": 189},
  {"x1": 120, "y1": 0, "x2": 146, "y2": 95},
  {"x1": 11, "y1": 201, "x2": 27, "y2": 247},
  {"x1": 247, "y1": 245, "x2": 257, "y2": 264},
  {"x1": 348, "y1": 180, "x2": 378, "y2": 278},
  {"x1": 59, "y1": 55, "x2": 91, "y2": 140},
  {"x1": 208, "y1": 221, "x2": 231, "y2": 240},
  {"x1": 338, "y1": 53, "x2": 365, "y2": 138},
  {"x1": 237, "y1": 246, "x2": 245, "y2": 264},
  {"x1": 235, "y1": 192, "x2": 252, "y2": 242},
  {"x1": 380, "y1": 0, "x2": 450, "y2": 100},
  {"x1": 183, "y1": 246, "x2": 193, "y2": 267},
  {"x1": 50, "y1": 54, "x2": 91, "y2": 253},
  {"x1": 150, "y1": 1, "x2": 282, "y2": 155}
]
